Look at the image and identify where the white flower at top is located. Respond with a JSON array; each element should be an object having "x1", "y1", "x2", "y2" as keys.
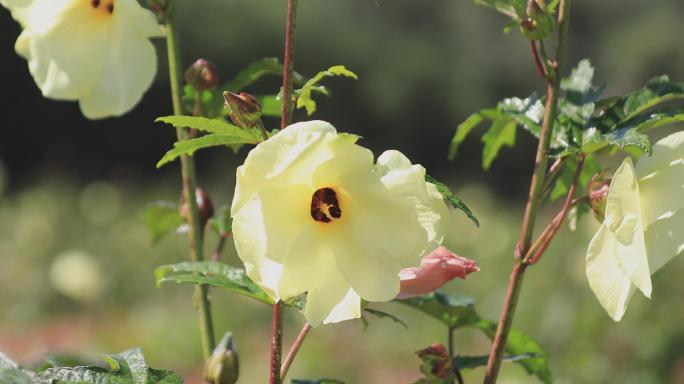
[
  {"x1": 231, "y1": 121, "x2": 451, "y2": 326},
  {"x1": 1, "y1": 0, "x2": 164, "y2": 119},
  {"x1": 586, "y1": 130, "x2": 684, "y2": 321}
]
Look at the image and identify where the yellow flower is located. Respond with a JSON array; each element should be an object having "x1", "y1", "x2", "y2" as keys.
[
  {"x1": 1, "y1": 0, "x2": 164, "y2": 119},
  {"x1": 231, "y1": 121, "x2": 450, "y2": 326},
  {"x1": 586, "y1": 130, "x2": 684, "y2": 321}
]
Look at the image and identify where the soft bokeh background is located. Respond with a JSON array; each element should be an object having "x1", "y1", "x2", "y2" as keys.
[{"x1": 2, "y1": 1, "x2": 684, "y2": 383}]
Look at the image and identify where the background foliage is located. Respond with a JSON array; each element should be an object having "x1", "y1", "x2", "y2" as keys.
[{"x1": 1, "y1": 0, "x2": 684, "y2": 383}]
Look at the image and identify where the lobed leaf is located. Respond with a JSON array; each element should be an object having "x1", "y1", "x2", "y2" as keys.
[
  {"x1": 426, "y1": 175, "x2": 479, "y2": 227},
  {"x1": 363, "y1": 308, "x2": 408, "y2": 329},
  {"x1": 296, "y1": 65, "x2": 358, "y2": 115},
  {"x1": 481, "y1": 119, "x2": 517, "y2": 170},
  {"x1": 156, "y1": 116, "x2": 258, "y2": 138},
  {"x1": 155, "y1": 261, "x2": 273, "y2": 305},
  {"x1": 398, "y1": 291, "x2": 480, "y2": 329}
]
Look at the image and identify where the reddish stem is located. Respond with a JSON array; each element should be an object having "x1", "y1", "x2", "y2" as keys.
[
  {"x1": 530, "y1": 41, "x2": 548, "y2": 79},
  {"x1": 526, "y1": 154, "x2": 585, "y2": 265},
  {"x1": 280, "y1": 0, "x2": 298, "y2": 129},
  {"x1": 270, "y1": 301, "x2": 285, "y2": 384},
  {"x1": 280, "y1": 323, "x2": 312, "y2": 380}
]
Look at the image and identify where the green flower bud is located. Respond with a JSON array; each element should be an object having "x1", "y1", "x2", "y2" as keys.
[
  {"x1": 223, "y1": 92, "x2": 262, "y2": 129},
  {"x1": 185, "y1": 59, "x2": 220, "y2": 91},
  {"x1": 520, "y1": 0, "x2": 554, "y2": 41},
  {"x1": 203, "y1": 333, "x2": 239, "y2": 384}
]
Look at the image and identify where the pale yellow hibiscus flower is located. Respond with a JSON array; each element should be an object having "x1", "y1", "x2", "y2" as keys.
[
  {"x1": 1, "y1": 0, "x2": 164, "y2": 119},
  {"x1": 586, "y1": 130, "x2": 684, "y2": 320},
  {"x1": 231, "y1": 121, "x2": 451, "y2": 326}
]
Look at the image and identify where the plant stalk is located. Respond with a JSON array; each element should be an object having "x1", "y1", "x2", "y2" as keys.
[
  {"x1": 165, "y1": 8, "x2": 216, "y2": 360},
  {"x1": 483, "y1": 0, "x2": 572, "y2": 382},
  {"x1": 280, "y1": 323, "x2": 312, "y2": 380},
  {"x1": 270, "y1": 0, "x2": 298, "y2": 383}
]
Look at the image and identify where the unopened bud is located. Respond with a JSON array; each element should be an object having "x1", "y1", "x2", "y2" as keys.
[
  {"x1": 223, "y1": 92, "x2": 262, "y2": 129},
  {"x1": 180, "y1": 188, "x2": 215, "y2": 228},
  {"x1": 416, "y1": 343, "x2": 453, "y2": 380},
  {"x1": 520, "y1": 0, "x2": 553, "y2": 40},
  {"x1": 203, "y1": 333, "x2": 239, "y2": 384},
  {"x1": 185, "y1": 59, "x2": 220, "y2": 91},
  {"x1": 588, "y1": 177, "x2": 610, "y2": 222}
]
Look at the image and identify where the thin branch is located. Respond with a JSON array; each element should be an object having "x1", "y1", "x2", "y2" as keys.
[
  {"x1": 280, "y1": 323, "x2": 312, "y2": 381},
  {"x1": 530, "y1": 41, "x2": 548, "y2": 80},
  {"x1": 525, "y1": 154, "x2": 585, "y2": 265},
  {"x1": 483, "y1": 0, "x2": 572, "y2": 382},
  {"x1": 448, "y1": 326, "x2": 465, "y2": 384}
]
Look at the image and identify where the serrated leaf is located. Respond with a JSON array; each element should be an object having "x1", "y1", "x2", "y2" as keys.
[
  {"x1": 363, "y1": 308, "x2": 408, "y2": 329},
  {"x1": 156, "y1": 133, "x2": 260, "y2": 168},
  {"x1": 140, "y1": 201, "x2": 182, "y2": 245},
  {"x1": 475, "y1": 320, "x2": 552, "y2": 383},
  {"x1": 482, "y1": 118, "x2": 516, "y2": 170},
  {"x1": 155, "y1": 261, "x2": 273, "y2": 305},
  {"x1": 426, "y1": 175, "x2": 479, "y2": 227},
  {"x1": 398, "y1": 291, "x2": 480, "y2": 329},
  {"x1": 156, "y1": 116, "x2": 258, "y2": 139},
  {"x1": 448, "y1": 109, "x2": 496, "y2": 160},
  {"x1": 582, "y1": 126, "x2": 652, "y2": 155},
  {"x1": 453, "y1": 353, "x2": 540, "y2": 370},
  {"x1": 35, "y1": 348, "x2": 182, "y2": 384},
  {"x1": 296, "y1": 65, "x2": 358, "y2": 115}
]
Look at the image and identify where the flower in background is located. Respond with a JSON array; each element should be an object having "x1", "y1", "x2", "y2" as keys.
[
  {"x1": 1, "y1": 0, "x2": 164, "y2": 119},
  {"x1": 397, "y1": 246, "x2": 479, "y2": 299},
  {"x1": 586, "y1": 130, "x2": 684, "y2": 321},
  {"x1": 231, "y1": 121, "x2": 451, "y2": 326}
]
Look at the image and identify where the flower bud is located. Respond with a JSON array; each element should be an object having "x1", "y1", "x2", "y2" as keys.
[
  {"x1": 416, "y1": 343, "x2": 453, "y2": 380},
  {"x1": 185, "y1": 59, "x2": 220, "y2": 91},
  {"x1": 203, "y1": 333, "x2": 239, "y2": 384},
  {"x1": 223, "y1": 92, "x2": 262, "y2": 129},
  {"x1": 397, "y1": 246, "x2": 479, "y2": 299},
  {"x1": 520, "y1": 0, "x2": 554, "y2": 40},
  {"x1": 146, "y1": 0, "x2": 169, "y2": 22},
  {"x1": 588, "y1": 177, "x2": 610, "y2": 222},
  {"x1": 179, "y1": 188, "x2": 215, "y2": 228}
]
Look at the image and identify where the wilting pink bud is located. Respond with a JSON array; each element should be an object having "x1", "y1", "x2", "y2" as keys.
[
  {"x1": 416, "y1": 343, "x2": 453, "y2": 379},
  {"x1": 397, "y1": 246, "x2": 479, "y2": 299}
]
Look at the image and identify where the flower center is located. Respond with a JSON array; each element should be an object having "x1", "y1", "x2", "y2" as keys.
[
  {"x1": 310, "y1": 187, "x2": 342, "y2": 223},
  {"x1": 90, "y1": 0, "x2": 115, "y2": 14}
]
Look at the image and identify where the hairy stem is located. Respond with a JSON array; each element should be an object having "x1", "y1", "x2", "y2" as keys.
[
  {"x1": 483, "y1": 1, "x2": 572, "y2": 382},
  {"x1": 280, "y1": 323, "x2": 312, "y2": 381},
  {"x1": 165, "y1": 8, "x2": 215, "y2": 360},
  {"x1": 270, "y1": 1, "x2": 298, "y2": 383}
]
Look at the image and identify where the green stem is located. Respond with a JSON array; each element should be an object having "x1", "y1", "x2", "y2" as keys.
[
  {"x1": 483, "y1": 1, "x2": 572, "y2": 382},
  {"x1": 165, "y1": 8, "x2": 216, "y2": 360}
]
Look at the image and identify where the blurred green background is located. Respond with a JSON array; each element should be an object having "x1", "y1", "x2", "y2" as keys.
[{"x1": 1, "y1": 0, "x2": 684, "y2": 383}]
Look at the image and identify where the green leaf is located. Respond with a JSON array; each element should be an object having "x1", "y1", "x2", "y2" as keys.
[
  {"x1": 0, "y1": 353, "x2": 34, "y2": 384},
  {"x1": 475, "y1": 320, "x2": 552, "y2": 383},
  {"x1": 223, "y1": 57, "x2": 305, "y2": 93},
  {"x1": 363, "y1": 308, "x2": 408, "y2": 329},
  {"x1": 157, "y1": 133, "x2": 260, "y2": 168},
  {"x1": 582, "y1": 125, "x2": 652, "y2": 155},
  {"x1": 156, "y1": 116, "x2": 259, "y2": 138},
  {"x1": 474, "y1": 0, "x2": 525, "y2": 20},
  {"x1": 140, "y1": 201, "x2": 182, "y2": 245},
  {"x1": 155, "y1": 261, "x2": 273, "y2": 305},
  {"x1": 398, "y1": 291, "x2": 480, "y2": 329},
  {"x1": 296, "y1": 65, "x2": 358, "y2": 115},
  {"x1": 261, "y1": 95, "x2": 282, "y2": 117},
  {"x1": 291, "y1": 380, "x2": 345, "y2": 384},
  {"x1": 453, "y1": 353, "x2": 540, "y2": 370},
  {"x1": 426, "y1": 175, "x2": 479, "y2": 227},
  {"x1": 481, "y1": 119, "x2": 516, "y2": 170},
  {"x1": 208, "y1": 205, "x2": 232, "y2": 237},
  {"x1": 35, "y1": 348, "x2": 182, "y2": 384},
  {"x1": 448, "y1": 110, "x2": 495, "y2": 160}
]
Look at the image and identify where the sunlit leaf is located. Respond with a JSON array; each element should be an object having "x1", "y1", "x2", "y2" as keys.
[
  {"x1": 426, "y1": 175, "x2": 479, "y2": 227},
  {"x1": 482, "y1": 119, "x2": 516, "y2": 170},
  {"x1": 155, "y1": 261, "x2": 273, "y2": 305},
  {"x1": 453, "y1": 353, "x2": 540, "y2": 370},
  {"x1": 296, "y1": 65, "x2": 358, "y2": 115},
  {"x1": 156, "y1": 133, "x2": 260, "y2": 168}
]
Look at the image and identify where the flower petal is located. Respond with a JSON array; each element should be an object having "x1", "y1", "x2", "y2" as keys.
[
  {"x1": 277, "y1": 222, "x2": 321, "y2": 299},
  {"x1": 78, "y1": 7, "x2": 160, "y2": 118},
  {"x1": 604, "y1": 157, "x2": 651, "y2": 298},
  {"x1": 231, "y1": 184, "x2": 311, "y2": 299},
  {"x1": 586, "y1": 223, "x2": 637, "y2": 321},
  {"x1": 644, "y1": 208, "x2": 684, "y2": 274},
  {"x1": 304, "y1": 252, "x2": 360, "y2": 326},
  {"x1": 636, "y1": 131, "x2": 684, "y2": 226}
]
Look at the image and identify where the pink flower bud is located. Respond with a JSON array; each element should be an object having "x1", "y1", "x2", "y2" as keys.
[{"x1": 397, "y1": 246, "x2": 479, "y2": 299}]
